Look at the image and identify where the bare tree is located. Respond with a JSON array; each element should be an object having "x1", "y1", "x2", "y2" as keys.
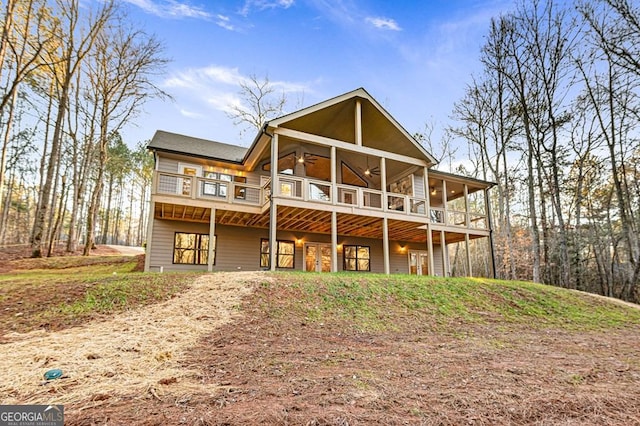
[
  {"x1": 226, "y1": 74, "x2": 287, "y2": 135},
  {"x1": 31, "y1": 0, "x2": 116, "y2": 257},
  {"x1": 82, "y1": 19, "x2": 168, "y2": 255}
]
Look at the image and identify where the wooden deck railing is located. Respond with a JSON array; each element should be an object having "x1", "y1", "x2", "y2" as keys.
[{"x1": 153, "y1": 171, "x2": 488, "y2": 229}]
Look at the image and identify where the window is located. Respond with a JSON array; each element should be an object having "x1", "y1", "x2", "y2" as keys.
[
  {"x1": 260, "y1": 239, "x2": 295, "y2": 269},
  {"x1": 343, "y1": 245, "x2": 370, "y2": 271},
  {"x1": 202, "y1": 172, "x2": 232, "y2": 197},
  {"x1": 234, "y1": 176, "x2": 247, "y2": 199},
  {"x1": 341, "y1": 162, "x2": 368, "y2": 188},
  {"x1": 173, "y1": 232, "x2": 214, "y2": 265},
  {"x1": 262, "y1": 152, "x2": 296, "y2": 175}
]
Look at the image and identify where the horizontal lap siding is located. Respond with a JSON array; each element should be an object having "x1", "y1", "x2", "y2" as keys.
[
  {"x1": 148, "y1": 219, "x2": 209, "y2": 271},
  {"x1": 149, "y1": 218, "x2": 445, "y2": 276}
]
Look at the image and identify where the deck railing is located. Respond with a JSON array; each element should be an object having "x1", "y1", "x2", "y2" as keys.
[
  {"x1": 153, "y1": 171, "x2": 488, "y2": 230},
  {"x1": 155, "y1": 171, "x2": 270, "y2": 207}
]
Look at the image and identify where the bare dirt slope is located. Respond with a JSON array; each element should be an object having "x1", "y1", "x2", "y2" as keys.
[
  {"x1": 2, "y1": 269, "x2": 639, "y2": 425},
  {"x1": 1, "y1": 272, "x2": 267, "y2": 413}
]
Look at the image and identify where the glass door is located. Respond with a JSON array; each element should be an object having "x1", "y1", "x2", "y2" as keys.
[
  {"x1": 409, "y1": 250, "x2": 429, "y2": 275},
  {"x1": 305, "y1": 243, "x2": 332, "y2": 272}
]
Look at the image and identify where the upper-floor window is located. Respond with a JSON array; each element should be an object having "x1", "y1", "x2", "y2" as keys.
[
  {"x1": 262, "y1": 152, "x2": 296, "y2": 175},
  {"x1": 341, "y1": 162, "x2": 368, "y2": 188}
]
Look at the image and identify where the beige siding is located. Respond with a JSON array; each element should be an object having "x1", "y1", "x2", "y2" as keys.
[
  {"x1": 147, "y1": 219, "x2": 210, "y2": 272},
  {"x1": 157, "y1": 156, "x2": 179, "y2": 173},
  {"x1": 432, "y1": 244, "x2": 445, "y2": 276},
  {"x1": 413, "y1": 172, "x2": 425, "y2": 198},
  {"x1": 148, "y1": 216, "x2": 447, "y2": 276}
]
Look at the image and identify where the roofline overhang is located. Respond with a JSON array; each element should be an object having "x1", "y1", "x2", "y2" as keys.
[
  {"x1": 148, "y1": 146, "x2": 244, "y2": 165},
  {"x1": 428, "y1": 168, "x2": 496, "y2": 188}
]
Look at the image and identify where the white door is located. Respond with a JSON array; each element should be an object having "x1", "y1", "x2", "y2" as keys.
[
  {"x1": 409, "y1": 250, "x2": 430, "y2": 275},
  {"x1": 304, "y1": 243, "x2": 332, "y2": 272}
]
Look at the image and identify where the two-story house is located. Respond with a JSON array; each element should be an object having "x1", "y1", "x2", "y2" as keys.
[{"x1": 144, "y1": 88, "x2": 495, "y2": 276}]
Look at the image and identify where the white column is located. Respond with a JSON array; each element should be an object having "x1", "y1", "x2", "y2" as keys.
[
  {"x1": 442, "y1": 180, "x2": 448, "y2": 225},
  {"x1": 464, "y1": 184, "x2": 469, "y2": 229},
  {"x1": 269, "y1": 134, "x2": 279, "y2": 271},
  {"x1": 441, "y1": 230, "x2": 449, "y2": 277},
  {"x1": 383, "y1": 217, "x2": 390, "y2": 274},
  {"x1": 380, "y1": 157, "x2": 387, "y2": 194},
  {"x1": 208, "y1": 207, "x2": 216, "y2": 272},
  {"x1": 424, "y1": 166, "x2": 434, "y2": 275},
  {"x1": 144, "y1": 201, "x2": 155, "y2": 272},
  {"x1": 465, "y1": 232, "x2": 472, "y2": 277},
  {"x1": 355, "y1": 100, "x2": 362, "y2": 146},
  {"x1": 331, "y1": 146, "x2": 337, "y2": 205},
  {"x1": 426, "y1": 225, "x2": 435, "y2": 276},
  {"x1": 331, "y1": 211, "x2": 338, "y2": 272}
]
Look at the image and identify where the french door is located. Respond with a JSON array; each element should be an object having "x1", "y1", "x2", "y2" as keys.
[
  {"x1": 304, "y1": 243, "x2": 332, "y2": 272},
  {"x1": 409, "y1": 250, "x2": 429, "y2": 275}
]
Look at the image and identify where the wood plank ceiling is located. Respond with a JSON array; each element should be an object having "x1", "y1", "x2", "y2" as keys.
[{"x1": 154, "y1": 202, "x2": 479, "y2": 244}]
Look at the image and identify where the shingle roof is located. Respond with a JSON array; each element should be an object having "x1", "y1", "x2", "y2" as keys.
[{"x1": 148, "y1": 130, "x2": 248, "y2": 163}]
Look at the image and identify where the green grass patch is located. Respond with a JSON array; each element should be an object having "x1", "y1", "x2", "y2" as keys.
[
  {"x1": 0, "y1": 256, "x2": 201, "y2": 333},
  {"x1": 263, "y1": 272, "x2": 640, "y2": 333}
]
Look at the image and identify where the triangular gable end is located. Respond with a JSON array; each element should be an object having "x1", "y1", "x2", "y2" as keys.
[{"x1": 267, "y1": 88, "x2": 437, "y2": 166}]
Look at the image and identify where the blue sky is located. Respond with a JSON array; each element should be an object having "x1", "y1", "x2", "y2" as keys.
[{"x1": 120, "y1": 0, "x2": 514, "y2": 150}]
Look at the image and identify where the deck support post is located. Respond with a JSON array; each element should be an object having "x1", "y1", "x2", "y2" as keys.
[
  {"x1": 441, "y1": 230, "x2": 449, "y2": 277},
  {"x1": 465, "y1": 232, "x2": 472, "y2": 277},
  {"x1": 383, "y1": 216, "x2": 390, "y2": 274},
  {"x1": 331, "y1": 211, "x2": 338, "y2": 272},
  {"x1": 144, "y1": 201, "x2": 155, "y2": 272},
  {"x1": 208, "y1": 207, "x2": 216, "y2": 272},
  {"x1": 269, "y1": 134, "x2": 279, "y2": 271}
]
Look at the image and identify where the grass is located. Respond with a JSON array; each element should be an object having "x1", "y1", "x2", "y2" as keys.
[
  {"x1": 265, "y1": 272, "x2": 640, "y2": 332},
  {"x1": 0, "y1": 255, "x2": 201, "y2": 334}
]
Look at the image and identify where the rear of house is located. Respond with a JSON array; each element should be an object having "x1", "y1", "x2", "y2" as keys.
[{"x1": 145, "y1": 88, "x2": 495, "y2": 277}]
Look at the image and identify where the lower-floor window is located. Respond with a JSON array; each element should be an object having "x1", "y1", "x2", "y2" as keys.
[
  {"x1": 343, "y1": 245, "x2": 370, "y2": 271},
  {"x1": 174, "y1": 232, "x2": 215, "y2": 265},
  {"x1": 260, "y1": 238, "x2": 295, "y2": 268}
]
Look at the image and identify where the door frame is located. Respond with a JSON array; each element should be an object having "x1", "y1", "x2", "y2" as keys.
[
  {"x1": 408, "y1": 250, "x2": 430, "y2": 276},
  {"x1": 303, "y1": 242, "x2": 332, "y2": 272}
]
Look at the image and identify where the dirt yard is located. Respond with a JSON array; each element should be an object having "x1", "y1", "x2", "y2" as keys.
[{"x1": 1, "y1": 266, "x2": 639, "y2": 425}]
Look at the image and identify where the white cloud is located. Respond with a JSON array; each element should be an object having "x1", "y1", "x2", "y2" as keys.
[
  {"x1": 163, "y1": 65, "x2": 314, "y2": 118},
  {"x1": 122, "y1": 0, "x2": 212, "y2": 19},
  {"x1": 179, "y1": 109, "x2": 205, "y2": 118},
  {"x1": 365, "y1": 16, "x2": 401, "y2": 31},
  {"x1": 239, "y1": 0, "x2": 295, "y2": 16}
]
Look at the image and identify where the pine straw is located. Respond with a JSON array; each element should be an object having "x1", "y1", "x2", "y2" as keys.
[{"x1": 0, "y1": 271, "x2": 268, "y2": 408}]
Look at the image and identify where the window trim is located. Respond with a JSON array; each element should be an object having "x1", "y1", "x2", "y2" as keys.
[
  {"x1": 260, "y1": 238, "x2": 295, "y2": 269},
  {"x1": 343, "y1": 244, "x2": 371, "y2": 272},
  {"x1": 173, "y1": 232, "x2": 216, "y2": 265}
]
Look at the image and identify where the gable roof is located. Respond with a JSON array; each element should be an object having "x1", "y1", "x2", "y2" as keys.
[
  {"x1": 267, "y1": 88, "x2": 438, "y2": 166},
  {"x1": 148, "y1": 130, "x2": 247, "y2": 163}
]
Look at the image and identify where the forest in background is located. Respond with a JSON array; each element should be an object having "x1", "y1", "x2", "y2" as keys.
[
  {"x1": 1, "y1": 0, "x2": 639, "y2": 303},
  {"x1": 0, "y1": 0, "x2": 166, "y2": 257},
  {"x1": 439, "y1": 0, "x2": 640, "y2": 303}
]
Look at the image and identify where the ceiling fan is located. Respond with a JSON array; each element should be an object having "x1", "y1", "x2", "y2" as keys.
[
  {"x1": 358, "y1": 157, "x2": 380, "y2": 177},
  {"x1": 297, "y1": 153, "x2": 318, "y2": 164}
]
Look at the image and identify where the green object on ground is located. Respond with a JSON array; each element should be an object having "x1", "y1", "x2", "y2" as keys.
[{"x1": 44, "y1": 369, "x2": 63, "y2": 380}]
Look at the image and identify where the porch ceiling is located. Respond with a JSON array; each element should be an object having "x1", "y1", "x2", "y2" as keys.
[{"x1": 154, "y1": 202, "x2": 482, "y2": 244}]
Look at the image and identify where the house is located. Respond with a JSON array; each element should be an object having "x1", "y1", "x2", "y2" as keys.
[{"x1": 144, "y1": 88, "x2": 495, "y2": 276}]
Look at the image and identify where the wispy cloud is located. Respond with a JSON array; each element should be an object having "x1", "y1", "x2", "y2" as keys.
[
  {"x1": 215, "y1": 14, "x2": 235, "y2": 31},
  {"x1": 122, "y1": 0, "x2": 212, "y2": 19},
  {"x1": 239, "y1": 0, "x2": 295, "y2": 16},
  {"x1": 164, "y1": 65, "x2": 313, "y2": 117},
  {"x1": 365, "y1": 16, "x2": 401, "y2": 31}
]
